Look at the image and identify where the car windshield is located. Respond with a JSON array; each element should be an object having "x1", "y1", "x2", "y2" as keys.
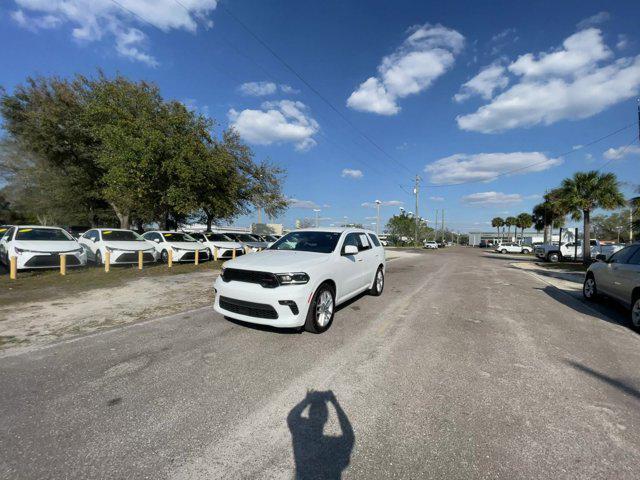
[
  {"x1": 14, "y1": 227, "x2": 73, "y2": 241},
  {"x1": 101, "y1": 230, "x2": 144, "y2": 241},
  {"x1": 205, "y1": 233, "x2": 232, "y2": 241},
  {"x1": 235, "y1": 234, "x2": 259, "y2": 242},
  {"x1": 269, "y1": 231, "x2": 341, "y2": 253},
  {"x1": 162, "y1": 232, "x2": 197, "y2": 242}
]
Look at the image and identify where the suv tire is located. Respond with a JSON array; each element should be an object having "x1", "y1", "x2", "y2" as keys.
[
  {"x1": 583, "y1": 274, "x2": 598, "y2": 301},
  {"x1": 631, "y1": 294, "x2": 640, "y2": 332},
  {"x1": 304, "y1": 283, "x2": 335, "y2": 334},
  {"x1": 369, "y1": 267, "x2": 384, "y2": 296}
]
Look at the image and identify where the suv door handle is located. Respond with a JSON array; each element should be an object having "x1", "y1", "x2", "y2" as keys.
[{"x1": 357, "y1": 258, "x2": 364, "y2": 262}]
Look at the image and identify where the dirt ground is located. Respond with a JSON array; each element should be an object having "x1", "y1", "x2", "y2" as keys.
[{"x1": 0, "y1": 262, "x2": 220, "y2": 350}]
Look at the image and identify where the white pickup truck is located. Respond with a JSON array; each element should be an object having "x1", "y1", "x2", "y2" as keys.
[{"x1": 534, "y1": 239, "x2": 623, "y2": 263}]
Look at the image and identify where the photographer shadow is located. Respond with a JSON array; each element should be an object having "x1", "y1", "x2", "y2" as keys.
[{"x1": 287, "y1": 390, "x2": 354, "y2": 480}]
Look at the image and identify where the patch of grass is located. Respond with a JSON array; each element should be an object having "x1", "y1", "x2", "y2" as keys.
[
  {"x1": 535, "y1": 262, "x2": 587, "y2": 272},
  {"x1": 0, "y1": 335, "x2": 29, "y2": 348},
  {"x1": 0, "y1": 260, "x2": 223, "y2": 308}
]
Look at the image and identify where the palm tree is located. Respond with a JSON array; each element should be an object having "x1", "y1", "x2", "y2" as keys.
[
  {"x1": 516, "y1": 212, "x2": 533, "y2": 241},
  {"x1": 557, "y1": 171, "x2": 626, "y2": 263},
  {"x1": 491, "y1": 217, "x2": 504, "y2": 242},
  {"x1": 505, "y1": 216, "x2": 517, "y2": 241},
  {"x1": 532, "y1": 189, "x2": 568, "y2": 244}
]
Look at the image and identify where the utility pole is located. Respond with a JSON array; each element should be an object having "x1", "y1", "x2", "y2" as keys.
[
  {"x1": 434, "y1": 209, "x2": 439, "y2": 241},
  {"x1": 413, "y1": 175, "x2": 421, "y2": 246},
  {"x1": 313, "y1": 208, "x2": 321, "y2": 227},
  {"x1": 441, "y1": 209, "x2": 445, "y2": 244}
]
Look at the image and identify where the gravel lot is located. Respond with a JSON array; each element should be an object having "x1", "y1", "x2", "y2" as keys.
[{"x1": 1, "y1": 247, "x2": 639, "y2": 479}]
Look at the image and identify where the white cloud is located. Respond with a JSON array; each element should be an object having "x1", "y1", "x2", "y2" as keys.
[
  {"x1": 362, "y1": 200, "x2": 404, "y2": 208},
  {"x1": 454, "y1": 63, "x2": 509, "y2": 102},
  {"x1": 10, "y1": 0, "x2": 217, "y2": 65},
  {"x1": 347, "y1": 23, "x2": 464, "y2": 115},
  {"x1": 457, "y1": 28, "x2": 640, "y2": 133},
  {"x1": 424, "y1": 151, "x2": 561, "y2": 184},
  {"x1": 288, "y1": 198, "x2": 321, "y2": 209},
  {"x1": 341, "y1": 168, "x2": 363, "y2": 179},
  {"x1": 238, "y1": 81, "x2": 277, "y2": 96},
  {"x1": 603, "y1": 144, "x2": 640, "y2": 160},
  {"x1": 577, "y1": 11, "x2": 610, "y2": 30},
  {"x1": 228, "y1": 100, "x2": 319, "y2": 151},
  {"x1": 461, "y1": 192, "x2": 523, "y2": 206},
  {"x1": 616, "y1": 34, "x2": 629, "y2": 50},
  {"x1": 429, "y1": 196, "x2": 444, "y2": 202},
  {"x1": 280, "y1": 84, "x2": 299, "y2": 94}
]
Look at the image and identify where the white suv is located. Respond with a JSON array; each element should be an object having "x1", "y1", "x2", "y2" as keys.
[
  {"x1": 494, "y1": 243, "x2": 532, "y2": 254},
  {"x1": 213, "y1": 228, "x2": 386, "y2": 333}
]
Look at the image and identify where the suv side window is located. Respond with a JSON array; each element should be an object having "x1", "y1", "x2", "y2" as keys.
[
  {"x1": 358, "y1": 233, "x2": 371, "y2": 251},
  {"x1": 368, "y1": 233, "x2": 381, "y2": 247},
  {"x1": 627, "y1": 247, "x2": 640, "y2": 265},
  {"x1": 342, "y1": 233, "x2": 360, "y2": 253}
]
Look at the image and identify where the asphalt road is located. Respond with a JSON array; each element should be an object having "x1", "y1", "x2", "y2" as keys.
[{"x1": 2, "y1": 248, "x2": 640, "y2": 479}]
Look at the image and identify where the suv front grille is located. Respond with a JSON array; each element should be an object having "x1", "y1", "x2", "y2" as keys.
[
  {"x1": 219, "y1": 296, "x2": 278, "y2": 319},
  {"x1": 221, "y1": 268, "x2": 279, "y2": 288}
]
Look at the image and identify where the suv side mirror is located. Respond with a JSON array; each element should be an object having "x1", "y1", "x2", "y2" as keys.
[
  {"x1": 343, "y1": 245, "x2": 358, "y2": 255},
  {"x1": 595, "y1": 253, "x2": 607, "y2": 262},
  {"x1": 154, "y1": 238, "x2": 160, "y2": 243}
]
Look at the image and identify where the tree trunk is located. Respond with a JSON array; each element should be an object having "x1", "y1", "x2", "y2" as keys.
[
  {"x1": 206, "y1": 215, "x2": 213, "y2": 232},
  {"x1": 109, "y1": 203, "x2": 130, "y2": 229},
  {"x1": 583, "y1": 209, "x2": 591, "y2": 264}
]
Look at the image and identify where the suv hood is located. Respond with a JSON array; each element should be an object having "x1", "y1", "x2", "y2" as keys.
[
  {"x1": 13, "y1": 240, "x2": 80, "y2": 253},
  {"x1": 104, "y1": 240, "x2": 155, "y2": 251},
  {"x1": 225, "y1": 250, "x2": 330, "y2": 271}
]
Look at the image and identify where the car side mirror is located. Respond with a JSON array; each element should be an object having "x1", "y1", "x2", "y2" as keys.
[
  {"x1": 154, "y1": 238, "x2": 160, "y2": 243},
  {"x1": 91, "y1": 237, "x2": 97, "y2": 243},
  {"x1": 343, "y1": 245, "x2": 358, "y2": 255},
  {"x1": 595, "y1": 253, "x2": 607, "y2": 262}
]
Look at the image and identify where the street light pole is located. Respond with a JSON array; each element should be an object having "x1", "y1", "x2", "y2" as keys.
[
  {"x1": 313, "y1": 208, "x2": 321, "y2": 227},
  {"x1": 374, "y1": 199, "x2": 382, "y2": 236}
]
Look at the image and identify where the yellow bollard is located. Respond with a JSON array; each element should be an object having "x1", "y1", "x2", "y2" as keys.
[
  {"x1": 168, "y1": 249, "x2": 173, "y2": 268},
  {"x1": 60, "y1": 254, "x2": 66, "y2": 276},
  {"x1": 232, "y1": 248, "x2": 236, "y2": 260},
  {"x1": 138, "y1": 250, "x2": 143, "y2": 270},
  {"x1": 195, "y1": 249, "x2": 199, "y2": 265},
  {"x1": 10, "y1": 256, "x2": 17, "y2": 280},
  {"x1": 105, "y1": 251, "x2": 110, "y2": 273},
  {"x1": 245, "y1": 246, "x2": 250, "y2": 254},
  {"x1": 213, "y1": 247, "x2": 218, "y2": 261}
]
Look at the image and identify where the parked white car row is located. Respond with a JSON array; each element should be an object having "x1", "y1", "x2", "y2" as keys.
[{"x1": 0, "y1": 225, "x2": 269, "y2": 271}]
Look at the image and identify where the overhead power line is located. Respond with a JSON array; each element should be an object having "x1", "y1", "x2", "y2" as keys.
[{"x1": 217, "y1": 3, "x2": 414, "y2": 175}]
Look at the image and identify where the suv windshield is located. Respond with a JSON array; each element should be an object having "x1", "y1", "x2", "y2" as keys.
[
  {"x1": 162, "y1": 232, "x2": 196, "y2": 242},
  {"x1": 15, "y1": 228, "x2": 73, "y2": 241},
  {"x1": 102, "y1": 230, "x2": 143, "y2": 241},
  {"x1": 270, "y1": 231, "x2": 341, "y2": 254},
  {"x1": 205, "y1": 233, "x2": 232, "y2": 241}
]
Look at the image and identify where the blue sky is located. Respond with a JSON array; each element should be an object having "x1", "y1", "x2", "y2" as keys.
[{"x1": 1, "y1": 0, "x2": 639, "y2": 232}]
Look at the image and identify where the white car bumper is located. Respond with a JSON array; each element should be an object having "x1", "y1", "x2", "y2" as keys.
[
  {"x1": 15, "y1": 250, "x2": 87, "y2": 270},
  {"x1": 172, "y1": 248, "x2": 210, "y2": 263},
  {"x1": 106, "y1": 249, "x2": 158, "y2": 264},
  {"x1": 214, "y1": 247, "x2": 245, "y2": 259},
  {"x1": 213, "y1": 275, "x2": 311, "y2": 328}
]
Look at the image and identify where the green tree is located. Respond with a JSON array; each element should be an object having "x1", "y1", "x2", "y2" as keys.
[
  {"x1": 516, "y1": 212, "x2": 533, "y2": 241},
  {"x1": 491, "y1": 217, "x2": 504, "y2": 241},
  {"x1": 557, "y1": 171, "x2": 626, "y2": 263},
  {"x1": 531, "y1": 189, "x2": 567, "y2": 243},
  {"x1": 505, "y1": 216, "x2": 517, "y2": 240},
  {"x1": 386, "y1": 212, "x2": 432, "y2": 245}
]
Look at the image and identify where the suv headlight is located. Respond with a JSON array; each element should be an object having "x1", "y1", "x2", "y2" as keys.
[{"x1": 276, "y1": 272, "x2": 309, "y2": 285}]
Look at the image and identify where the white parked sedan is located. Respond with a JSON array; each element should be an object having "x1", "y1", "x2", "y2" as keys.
[
  {"x1": 583, "y1": 244, "x2": 640, "y2": 330},
  {"x1": 494, "y1": 243, "x2": 532, "y2": 254},
  {"x1": 0, "y1": 225, "x2": 87, "y2": 270},
  {"x1": 79, "y1": 228, "x2": 158, "y2": 265},
  {"x1": 423, "y1": 241, "x2": 438, "y2": 249},
  {"x1": 188, "y1": 232, "x2": 245, "y2": 259},
  {"x1": 214, "y1": 228, "x2": 386, "y2": 333},
  {"x1": 142, "y1": 231, "x2": 210, "y2": 263}
]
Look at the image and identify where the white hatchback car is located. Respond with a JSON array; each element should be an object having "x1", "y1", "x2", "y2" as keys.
[
  {"x1": 188, "y1": 232, "x2": 245, "y2": 260},
  {"x1": 142, "y1": 231, "x2": 210, "y2": 263},
  {"x1": 0, "y1": 225, "x2": 87, "y2": 270},
  {"x1": 79, "y1": 228, "x2": 158, "y2": 265},
  {"x1": 214, "y1": 228, "x2": 386, "y2": 333},
  {"x1": 424, "y1": 241, "x2": 438, "y2": 249}
]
